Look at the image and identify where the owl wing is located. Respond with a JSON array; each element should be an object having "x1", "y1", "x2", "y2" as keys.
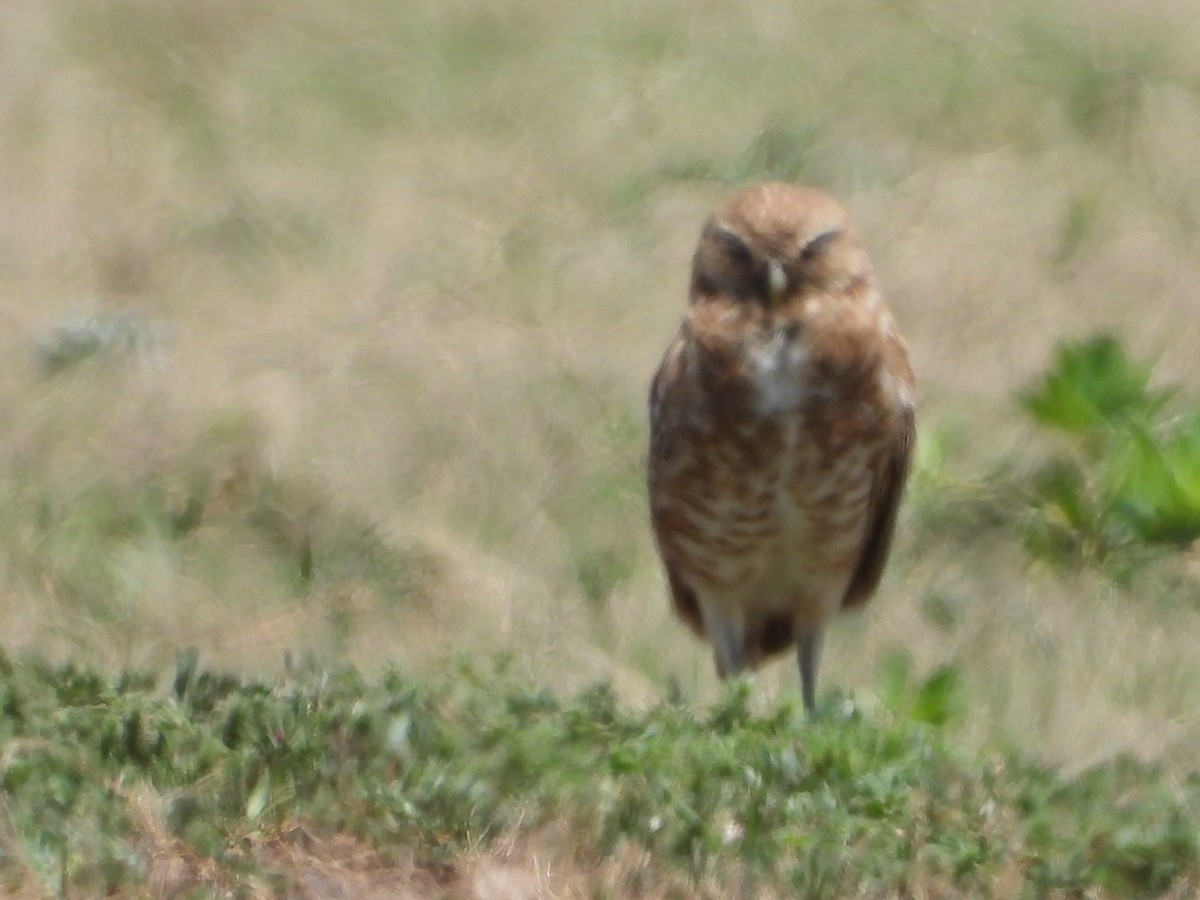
[
  {"x1": 647, "y1": 329, "x2": 687, "y2": 478},
  {"x1": 647, "y1": 328, "x2": 706, "y2": 637},
  {"x1": 842, "y1": 402, "x2": 915, "y2": 609}
]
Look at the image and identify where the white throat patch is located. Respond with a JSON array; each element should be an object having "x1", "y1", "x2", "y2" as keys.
[{"x1": 750, "y1": 329, "x2": 809, "y2": 414}]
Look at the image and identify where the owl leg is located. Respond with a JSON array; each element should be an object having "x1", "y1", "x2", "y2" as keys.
[
  {"x1": 796, "y1": 631, "x2": 823, "y2": 715},
  {"x1": 697, "y1": 595, "x2": 747, "y2": 679}
]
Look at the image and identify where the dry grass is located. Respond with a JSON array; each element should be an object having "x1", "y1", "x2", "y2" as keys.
[
  {"x1": 0, "y1": 790, "x2": 1043, "y2": 900},
  {"x1": 2, "y1": 0, "x2": 1200, "y2": 782}
]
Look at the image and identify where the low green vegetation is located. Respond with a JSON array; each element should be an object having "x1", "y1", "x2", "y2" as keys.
[
  {"x1": 2, "y1": 652, "x2": 1198, "y2": 897},
  {"x1": 908, "y1": 333, "x2": 1200, "y2": 585},
  {"x1": 1019, "y1": 335, "x2": 1200, "y2": 574}
]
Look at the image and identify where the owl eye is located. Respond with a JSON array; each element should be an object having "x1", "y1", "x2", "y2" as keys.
[
  {"x1": 800, "y1": 229, "x2": 839, "y2": 261},
  {"x1": 713, "y1": 225, "x2": 754, "y2": 266}
]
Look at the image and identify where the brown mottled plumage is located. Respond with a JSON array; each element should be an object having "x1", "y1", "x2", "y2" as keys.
[{"x1": 647, "y1": 183, "x2": 915, "y2": 714}]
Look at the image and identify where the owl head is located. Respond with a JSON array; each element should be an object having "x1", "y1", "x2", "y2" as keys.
[{"x1": 689, "y1": 182, "x2": 873, "y2": 307}]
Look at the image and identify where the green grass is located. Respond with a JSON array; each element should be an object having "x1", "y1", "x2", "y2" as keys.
[{"x1": 2, "y1": 653, "x2": 1198, "y2": 897}]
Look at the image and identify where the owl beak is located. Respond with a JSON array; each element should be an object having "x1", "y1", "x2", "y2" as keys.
[{"x1": 767, "y1": 259, "x2": 787, "y2": 303}]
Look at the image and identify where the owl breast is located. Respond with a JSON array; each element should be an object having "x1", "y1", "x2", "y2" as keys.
[{"x1": 724, "y1": 324, "x2": 894, "y2": 606}]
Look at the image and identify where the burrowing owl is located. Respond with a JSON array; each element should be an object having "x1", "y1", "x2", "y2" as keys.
[{"x1": 647, "y1": 182, "x2": 915, "y2": 713}]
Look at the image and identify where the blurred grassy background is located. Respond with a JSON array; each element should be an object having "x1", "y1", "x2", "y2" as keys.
[{"x1": 2, "y1": 0, "x2": 1200, "y2": 770}]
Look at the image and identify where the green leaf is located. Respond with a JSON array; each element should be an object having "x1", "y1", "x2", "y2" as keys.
[
  {"x1": 911, "y1": 665, "x2": 967, "y2": 730},
  {"x1": 1019, "y1": 335, "x2": 1170, "y2": 437},
  {"x1": 1160, "y1": 412, "x2": 1200, "y2": 508},
  {"x1": 1109, "y1": 422, "x2": 1200, "y2": 545}
]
